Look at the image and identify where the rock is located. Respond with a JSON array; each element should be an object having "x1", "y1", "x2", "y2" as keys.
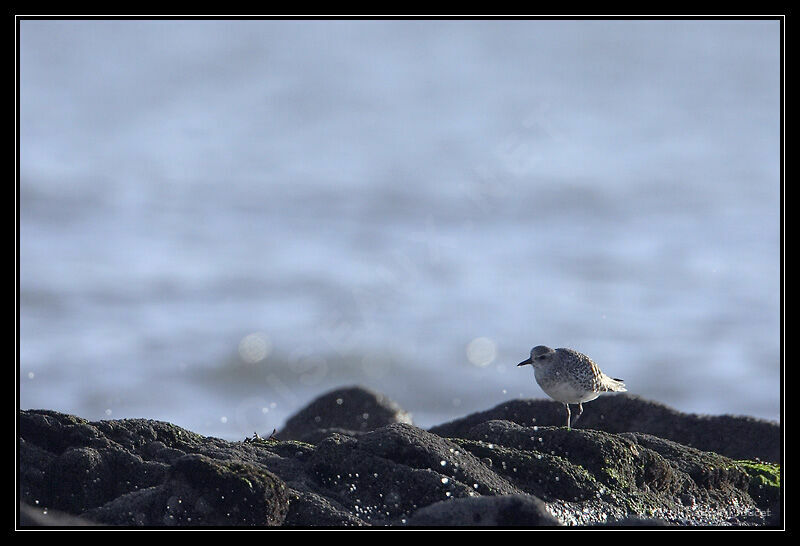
[
  {"x1": 19, "y1": 503, "x2": 95, "y2": 526},
  {"x1": 19, "y1": 411, "x2": 171, "y2": 515},
  {"x1": 597, "y1": 516, "x2": 672, "y2": 526},
  {"x1": 84, "y1": 454, "x2": 289, "y2": 526},
  {"x1": 429, "y1": 394, "x2": 780, "y2": 463},
  {"x1": 451, "y1": 419, "x2": 767, "y2": 525},
  {"x1": 404, "y1": 494, "x2": 560, "y2": 526},
  {"x1": 282, "y1": 488, "x2": 368, "y2": 527},
  {"x1": 304, "y1": 424, "x2": 522, "y2": 522},
  {"x1": 277, "y1": 386, "x2": 412, "y2": 442},
  {"x1": 17, "y1": 386, "x2": 782, "y2": 528},
  {"x1": 19, "y1": 410, "x2": 289, "y2": 526}
]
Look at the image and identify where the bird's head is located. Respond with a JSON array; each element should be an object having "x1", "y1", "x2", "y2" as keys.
[{"x1": 517, "y1": 345, "x2": 555, "y2": 368}]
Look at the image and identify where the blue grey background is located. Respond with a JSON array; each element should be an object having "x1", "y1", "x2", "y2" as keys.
[{"x1": 19, "y1": 19, "x2": 781, "y2": 439}]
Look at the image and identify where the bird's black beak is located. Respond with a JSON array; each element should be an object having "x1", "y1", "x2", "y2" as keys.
[{"x1": 517, "y1": 358, "x2": 532, "y2": 367}]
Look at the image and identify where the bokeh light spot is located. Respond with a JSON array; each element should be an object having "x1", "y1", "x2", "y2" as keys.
[
  {"x1": 238, "y1": 332, "x2": 272, "y2": 364},
  {"x1": 466, "y1": 337, "x2": 497, "y2": 367}
]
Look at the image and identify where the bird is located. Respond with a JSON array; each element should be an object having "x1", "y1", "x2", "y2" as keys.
[{"x1": 517, "y1": 345, "x2": 626, "y2": 429}]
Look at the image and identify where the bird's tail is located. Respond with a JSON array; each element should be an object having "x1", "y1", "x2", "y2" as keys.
[{"x1": 602, "y1": 375, "x2": 627, "y2": 392}]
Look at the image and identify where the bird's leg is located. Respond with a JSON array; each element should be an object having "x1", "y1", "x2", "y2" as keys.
[
  {"x1": 564, "y1": 403, "x2": 571, "y2": 429},
  {"x1": 571, "y1": 402, "x2": 584, "y2": 426}
]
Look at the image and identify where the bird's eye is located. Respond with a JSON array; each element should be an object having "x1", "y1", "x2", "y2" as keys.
[{"x1": 536, "y1": 355, "x2": 546, "y2": 360}]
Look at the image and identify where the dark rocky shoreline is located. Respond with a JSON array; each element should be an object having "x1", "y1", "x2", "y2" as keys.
[{"x1": 18, "y1": 386, "x2": 782, "y2": 528}]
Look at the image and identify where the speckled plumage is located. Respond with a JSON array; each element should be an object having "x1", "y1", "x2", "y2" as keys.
[{"x1": 517, "y1": 345, "x2": 626, "y2": 428}]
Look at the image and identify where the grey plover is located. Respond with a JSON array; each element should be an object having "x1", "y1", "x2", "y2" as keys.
[{"x1": 517, "y1": 345, "x2": 626, "y2": 429}]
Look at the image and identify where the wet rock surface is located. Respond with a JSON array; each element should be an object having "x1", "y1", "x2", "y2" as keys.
[
  {"x1": 429, "y1": 395, "x2": 780, "y2": 463},
  {"x1": 278, "y1": 386, "x2": 412, "y2": 442},
  {"x1": 18, "y1": 386, "x2": 781, "y2": 527}
]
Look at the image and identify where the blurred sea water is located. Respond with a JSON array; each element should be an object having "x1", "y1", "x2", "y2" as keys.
[{"x1": 18, "y1": 19, "x2": 781, "y2": 439}]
